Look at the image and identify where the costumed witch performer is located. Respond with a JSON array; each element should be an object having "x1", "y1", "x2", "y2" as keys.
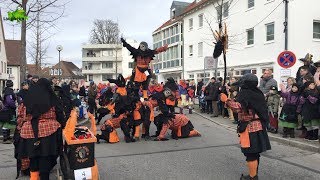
[
  {"x1": 120, "y1": 37, "x2": 168, "y2": 99},
  {"x1": 163, "y1": 77, "x2": 179, "y2": 114},
  {"x1": 18, "y1": 78, "x2": 66, "y2": 180},
  {"x1": 226, "y1": 73, "x2": 271, "y2": 180},
  {"x1": 154, "y1": 113, "x2": 201, "y2": 141}
]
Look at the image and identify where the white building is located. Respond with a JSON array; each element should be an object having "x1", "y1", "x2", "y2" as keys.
[
  {"x1": 152, "y1": 1, "x2": 190, "y2": 83},
  {"x1": 5, "y1": 40, "x2": 21, "y2": 90},
  {"x1": 121, "y1": 39, "x2": 140, "y2": 78},
  {"x1": 167, "y1": 0, "x2": 320, "y2": 84},
  {"x1": 0, "y1": 10, "x2": 8, "y2": 93},
  {"x1": 82, "y1": 39, "x2": 139, "y2": 83}
]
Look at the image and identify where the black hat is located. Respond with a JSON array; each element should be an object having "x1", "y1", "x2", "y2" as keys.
[
  {"x1": 6, "y1": 80, "x2": 13, "y2": 87},
  {"x1": 292, "y1": 83, "x2": 299, "y2": 89},
  {"x1": 270, "y1": 85, "x2": 278, "y2": 91},
  {"x1": 304, "y1": 80, "x2": 315, "y2": 88},
  {"x1": 314, "y1": 60, "x2": 320, "y2": 67},
  {"x1": 299, "y1": 53, "x2": 313, "y2": 63},
  {"x1": 32, "y1": 75, "x2": 39, "y2": 79},
  {"x1": 233, "y1": 73, "x2": 258, "y2": 87},
  {"x1": 21, "y1": 81, "x2": 28, "y2": 86}
]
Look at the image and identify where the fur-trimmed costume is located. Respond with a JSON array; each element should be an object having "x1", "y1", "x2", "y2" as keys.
[
  {"x1": 121, "y1": 38, "x2": 168, "y2": 99},
  {"x1": 227, "y1": 73, "x2": 271, "y2": 180},
  {"x1": 155, "y1": 114, "x2": 200, "y2": 141}
]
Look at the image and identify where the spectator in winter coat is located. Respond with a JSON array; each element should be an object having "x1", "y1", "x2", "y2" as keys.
[
  {"x1": 0, "y1": 80, "x2": 17, "y2": 143},
  {"x1": 197, "y1": 79, "x2": 204, "y2": 96},
  {"x1": 266, "y1": 86, "x2": 281, "y2": 133},
  {"x1": 296, "y1": 53, "x2": 316, "y2": 82},
  {"x1": 279, "y1": 83, "x2": 302, "y2": 138},
  {"x1": 208, "y1": 77, "x2": 220, "y2": 117},
  {"x1": 17, "y1": 81, "x2": 29, "y2": 105},
  {"x1": 259, "y1": 69, "x2": 278, "y2": 96},
  {"x1": 296, "y1": 66, "x2": 312, "y2": 90}
]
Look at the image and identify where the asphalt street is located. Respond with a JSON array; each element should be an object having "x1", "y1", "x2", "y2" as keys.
[{"x1": 0, "y1": 113, "x2": 320, "y2": 180}]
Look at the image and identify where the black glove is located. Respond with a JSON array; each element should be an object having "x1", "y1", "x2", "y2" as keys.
[{"x1": 120, "y1": 38, "x2": 125, "y2": 43}]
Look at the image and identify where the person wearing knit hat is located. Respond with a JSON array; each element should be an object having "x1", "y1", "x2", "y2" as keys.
[
  {"x1": 0, "y1": 80, "x2": 17, "y2": 143},
  {"x1": 279, "y1": 83, "x2": 303, "y2": 138},
  {"x1": 266, "y1": 85, "x2": 280, "y2": 134},
  {"x1": 226, "y1": 73, "x2": 271, "y2": 180}
]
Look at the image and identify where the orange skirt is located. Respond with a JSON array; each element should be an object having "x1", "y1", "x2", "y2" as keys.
[
  {"x1": 239, "y1": 127, "x2": 250, "y2": 148},
  {"x1": 134, "y1": 67, "x2": 148, "y2": 82}
]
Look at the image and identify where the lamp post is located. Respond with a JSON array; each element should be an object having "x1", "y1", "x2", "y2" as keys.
[{"x1": 56, "y1": 45, "x2": 63, "y2": 81}]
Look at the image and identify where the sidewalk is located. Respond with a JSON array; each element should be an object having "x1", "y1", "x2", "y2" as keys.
[{"x1": 192, "y1": 107, "x2": 320, "y2": 153}]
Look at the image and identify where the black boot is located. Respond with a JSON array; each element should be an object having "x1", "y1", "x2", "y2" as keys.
[
  {"x1": 305, "y1": 130, "x2": 312, "y2": 140},
  {"x1": 310, "y1": 129, "x2": 319, "y2": 141},
  {"x1": 282, "y1": 127, "x2": 288, "y2": 138},
  {"x1": 289, "y1": 128, "x2": 295, "y2": 138},
  {"x1": 240, "y1": 174, "x2": 258, "y2": 180},
  {"x1": 2, "y1": 128, "x2": 11, "y2": 143}
]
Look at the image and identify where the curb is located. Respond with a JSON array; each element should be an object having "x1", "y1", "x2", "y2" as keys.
[{"x1": 194, "y1": 111, "x2": 320, "y2": 153}]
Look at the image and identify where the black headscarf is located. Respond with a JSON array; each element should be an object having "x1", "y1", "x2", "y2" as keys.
[
  {"x1": 24, "y1": 78, "x2": 58, "y2": 140},
  {"x1": 235, "y1": 74, "x2": 269, "y2": 127}
]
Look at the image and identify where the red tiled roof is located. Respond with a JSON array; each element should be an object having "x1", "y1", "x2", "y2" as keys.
[
  {"x1": 182, "y1": 0, "x2": 210, "y2": 15},
  {"x1": 5, "y1": 40, "x2": 22, "y2": 66},
  {"x1": 153, "y1": 0, "x2": 211, "y2": 33},
  {"x1": 153, "y1": 17, "x2": 182, "y2": 33},
  {"x1": 26, "y1": 64, "x2": 44, "y2": 76}
]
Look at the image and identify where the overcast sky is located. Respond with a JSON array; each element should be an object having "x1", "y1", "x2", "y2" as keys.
[{"x1": 2, "y1": 0, "x2": 193, "y2": 67}]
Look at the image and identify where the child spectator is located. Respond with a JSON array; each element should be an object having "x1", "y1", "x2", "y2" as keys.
[
  {"x1": 267, "y1": 86, "x2": 280, "y2": 133},
  {"x1": 279, "y1": 83, "x2": 302, "y2": 138}
]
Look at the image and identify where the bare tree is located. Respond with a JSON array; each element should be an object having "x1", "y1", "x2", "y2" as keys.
[
  {"x1": 27, "y1": 4, "x2": 51, "y2": 74},
  {"x1": 90, "y1": 19, "x2": 120, "y2": 44},
  {"x1": 4, "y1": 0, "x2": 67, "y2": 80}
]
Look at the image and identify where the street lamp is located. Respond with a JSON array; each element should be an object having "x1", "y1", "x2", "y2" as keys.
[{"x1": 56, "y1": 45, "x2": 63, "y2": 81}]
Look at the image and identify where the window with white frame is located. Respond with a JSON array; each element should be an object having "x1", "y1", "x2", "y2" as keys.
[
  {"x1": 7, "y1": 67, "x2": 12, "y2": 74},
  {"x1": 189, "y1": 45, "x2": 193, "y2": 56},
  {"x1": 198, "y1": 42, "x2": 203, "y2": 57},
  {"x1": 198, "y1": 14, "x2": 203, "y2": 28},
  {"x1": 266, "y1": 22, "x2": 275, "y2": 41},
  {"x1": 88, "y1": 75, "x2": 93, "y2": 81},
  {"x1": 128, "y1": 62, "x2": 134, "y2": 68},
  {"x1": 102, "y1": 74, "x2": 113, "y2": 81},
  {"x1": 313, "y1": 20, "x2": 320, "y2": 39},
  {"x1": 189, "y1": 74, "x2": 194, "y2": 79},
  {"x1": 102, "y1": 62, "x2": 113, "y2": 69},
  {"x1": 247, "y1": 28, "x2": 254, "y2": 45},
  {"x1": 248, "y1": 0, "x2": 254, "y2": 9},
  {"x1": 189, "y1": 18, "x2": 193, "y2": 30}
]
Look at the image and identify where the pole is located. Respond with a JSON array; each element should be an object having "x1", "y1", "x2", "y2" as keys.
[
  {"x1": 115, "y1": 48, "x2": 118, "y2": 77},
  {"x1": 284, "y1": 0, "x2": 288, "y2": 50},
  {"x1": 203, "y1": 57, "x2": 206, "y2": 81},
  {"x1": 59, "y1": 50, "x2": 61, "y2": 81}
]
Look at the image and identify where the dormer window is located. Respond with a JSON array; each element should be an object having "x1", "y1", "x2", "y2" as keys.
[{"x1": 171, "y1": 8, "x2": 176, "y2": 19}]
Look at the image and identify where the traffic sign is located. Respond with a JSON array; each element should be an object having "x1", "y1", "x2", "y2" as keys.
[{"x1": 277, "y1": 51, "x2": 296, "y2": 69}]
